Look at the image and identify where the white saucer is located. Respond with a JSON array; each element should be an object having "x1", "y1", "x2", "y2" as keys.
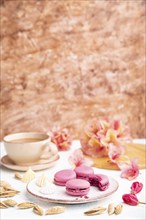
[
  {"x1": 0, "y1": 154, "x2": 60, "y2": 171},
  {"x1": 27, "y1": 176, "x2": 119, "y2": 204}
]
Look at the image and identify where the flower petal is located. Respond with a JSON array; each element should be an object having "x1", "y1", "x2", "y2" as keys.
[
  {"x1": 108, "y1": 143, "x2": 126, "y2": 162},
  {"x1": 68, "y1": 149, "x2": 93, "y2": 168},
  {"x1": 120, "y1": 158, "x2": 139, "y2": 180},
  {"x1": 112, "y1": 120, "x2": 120, "y2": 130},
  {"x1": 105, "y1": 129, "x2": 119, "y2": 145}
]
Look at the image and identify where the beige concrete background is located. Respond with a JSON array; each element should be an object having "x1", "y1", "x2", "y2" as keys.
[{"x1": 1, "y1": 0, "x2": 145, "y2": 140}]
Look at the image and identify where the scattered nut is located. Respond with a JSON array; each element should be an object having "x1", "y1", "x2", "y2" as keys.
[
  {"x1": 0, "y1": 187, "x2": 5, "y2": 194},
  {"x1": 114, "y1": 204, "x2": 123, "y2": 215},
  {"x1": 17, "y1": 202, "x2": 35, "y2": 209},
  {"x1": 2, "y1": 199, "x2": 17, "y2": 207},
  {"x1": 0, "y1": 190, "x2": 19, "y2": 198},
  {"x1": 33, "y1": 205, "x2": 44, "y2": 216},
  {"x1": 108, "y1": 203, "x2": 115, "y2": 215},
  {"x1": 46, "y1": 206, "x2": 65, "y2": 215},
  {"x1": 0, "y1": 201, "x2": 9, "y2": 208},
  {"x1": 0, "y1": 180, "x2": 19, "y2": 196},
  {"x1": 0, "y1": 183, "x2": 15, "y2": 191},
  {"x1": 14, "y1": 172, "x2": 23, "y2": 180},
  {"x1": 84, "y1": 206, "x2": 106, "y2": 216},
  {"x1": 0, "y1": 181, "x2": 12, "y2": 189}
]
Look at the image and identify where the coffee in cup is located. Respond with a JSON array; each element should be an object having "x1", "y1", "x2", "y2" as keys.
[{"x1": 3, "y1": 132, "x2": 58, "y2": 166}]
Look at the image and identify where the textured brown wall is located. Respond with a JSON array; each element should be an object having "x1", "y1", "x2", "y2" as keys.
[{"x1": 1, "y1": 0, "x2": 145, "y2": 140}]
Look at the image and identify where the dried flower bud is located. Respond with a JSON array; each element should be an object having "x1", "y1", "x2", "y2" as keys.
[
  {"x1": 122, "y1": 194, "x2": 145, "y2": 206},
  {"x1": 122, "y1": 194, "x2": 139, "y2": 206},
  {"x1": 130, "y1": 182, "x2": 143, "y2": 194}
]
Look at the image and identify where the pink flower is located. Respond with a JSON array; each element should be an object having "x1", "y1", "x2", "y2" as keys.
[
  {"x1": 80, "y1": 117, "x2": 139, "y2": 179},
  {"x1": 81, "y1": 117, "x2": 131, "y2": 158},
  {"x1": 48, "y1": 127, "x2": 72, "y2": 151},
  {"x1": 119, "y1": 159, "x2": 140, "y2": 180},
  {"x1": 112, "y1": 119, "x2": 120, "y2": 130},
  {"x1": 68, "y1": 149, "x2": 93, "y2": 168},
  {"x1": 130, "y1": 182, "x2": 143, "y2": 194}
]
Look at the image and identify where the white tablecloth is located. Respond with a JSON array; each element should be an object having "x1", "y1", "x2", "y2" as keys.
[{"x1": 0, "y1": 139, "x2": 146, "y2": 220}]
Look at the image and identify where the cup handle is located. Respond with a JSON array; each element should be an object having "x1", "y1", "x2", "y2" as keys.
[{"x1": 40, "y1": 141, "x2": 58, "y2": 160}]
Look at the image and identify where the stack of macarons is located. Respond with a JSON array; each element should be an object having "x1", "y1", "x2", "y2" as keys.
[{"x1": 53, "y1": 165, "x2": 109, "y2": 196}]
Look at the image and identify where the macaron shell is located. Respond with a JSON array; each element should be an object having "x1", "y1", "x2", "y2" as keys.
[
  {"x1": 66, "y1": 178, "x2": 90, "y2": 188},
  {"x1": 54, "y1": 179, "x2": 67, "y2": 186},
  {"x1": 74, "y1": 165, "x2": 94, "y2": 179},
  {"x1": 54, "y1": 169, "x2": 76, "y2": 185}
]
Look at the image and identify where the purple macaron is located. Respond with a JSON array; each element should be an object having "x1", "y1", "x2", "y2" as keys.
[
  {"x1": 74, "y1": 165, "x2": 94, "y2": 180},
  {"x1": 54, "y1": 169, "x2": 76, "y2": 186},
  {"x1": 66, "y1": 179, "x2": 90, "y2": 196}
]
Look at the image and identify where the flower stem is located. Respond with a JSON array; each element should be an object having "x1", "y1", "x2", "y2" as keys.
[{"x1": 139, "y1": 201, "x2": 146, "y2": 205}]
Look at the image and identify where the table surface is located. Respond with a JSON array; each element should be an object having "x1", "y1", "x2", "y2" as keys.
[{"x1": 0, "y1": 139, "x2": 146, "y2": 220}]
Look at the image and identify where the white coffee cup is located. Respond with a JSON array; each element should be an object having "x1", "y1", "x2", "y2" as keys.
[{"x1": 3, "y1": 132, "x2": 58, "y2": 165}]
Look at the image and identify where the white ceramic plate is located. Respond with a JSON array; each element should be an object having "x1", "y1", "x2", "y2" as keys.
[
  {"x1": 27, "y1": 176, "x2": 119, "y2": 204},
  {"x1": 0, "y1": 154, "x2": 60, "y2": 171}
]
